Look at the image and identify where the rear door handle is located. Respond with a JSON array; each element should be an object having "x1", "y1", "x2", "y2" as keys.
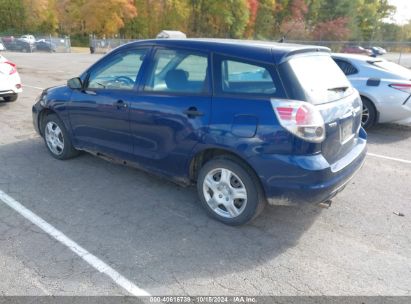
[
  {"x1": 114, "y1": 99, "x2": 128, "y2": 109},
  {"x1": 183, "y1": 107, "x2": 203, "y2": 118}
]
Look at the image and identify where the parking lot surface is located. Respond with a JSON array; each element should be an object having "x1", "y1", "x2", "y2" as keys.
[{"x1": 0, "y1": 52, "x2": 410, "y2": 296}]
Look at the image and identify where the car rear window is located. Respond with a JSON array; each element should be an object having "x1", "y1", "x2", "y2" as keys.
[
  {"x1": 369, "y1": 60, "x2": 411, "y2": 79},
  {"x1": 287, "y1": 54, "x2": 352, "y2": 104}
]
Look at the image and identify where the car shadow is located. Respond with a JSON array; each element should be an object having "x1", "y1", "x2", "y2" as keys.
[
  {"x1": 0, "y1": 138, "x2": 322, "y2": 292},
  {"x1": 366, "y1": 123, "x2": 411, "y2": 144}
]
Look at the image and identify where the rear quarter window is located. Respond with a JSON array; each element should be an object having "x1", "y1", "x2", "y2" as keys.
[
  {"x1": 333, "y1": 59, "x2": 358, "y2": 75},
  {"x1": 214, "y1": 55, "x2": 285, "y2": 98}
]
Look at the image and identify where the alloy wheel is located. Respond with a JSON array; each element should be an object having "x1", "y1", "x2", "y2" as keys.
[
  {"x1": 202, "y1": 168, "x2": 248, "y2": 218},
  {"x1": 45, "y1": 121, "x2": 64, "y2": 155},
  {"x1": 362, "y1": 103, "x2": 370, "y2": 126}
]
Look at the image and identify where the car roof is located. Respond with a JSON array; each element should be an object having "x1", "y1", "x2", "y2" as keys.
[{"x1": 120, "y1": 38, "x2": 330, "y2": 65}]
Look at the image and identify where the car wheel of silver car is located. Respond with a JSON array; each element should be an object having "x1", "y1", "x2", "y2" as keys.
[
  {"x1": 43, "y1": 114, "x2": 79, "y2": 160},
  {"x1": 197, "y1": 157, "x2": 266, "y2": 226},
  {"x1": 361, "y1": 97, "x2": 376, "y2": 129}
]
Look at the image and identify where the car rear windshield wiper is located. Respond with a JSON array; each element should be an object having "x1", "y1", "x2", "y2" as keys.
[{"x1": 328, "y1": 86, "x2": 349, "y2": 92}]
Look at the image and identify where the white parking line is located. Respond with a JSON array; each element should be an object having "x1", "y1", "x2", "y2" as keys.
[
  {"x1": 367, "y1": 152, "x2": 411, "y2": 164},
  {"x1": 24, "y1": 85, "x2": 44, "y2": 90},
  {"x1": 0, "y1": 189, "x2": 150, "y2": 297}
]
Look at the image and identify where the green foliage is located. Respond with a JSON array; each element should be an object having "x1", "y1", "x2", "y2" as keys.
[
  {"x1": 254, "y1": 0, "x2": 276, "y2": 39},
  {"x1": 0, "y1": 0, "x2": 26, "y2": 34},
  {"x1": 0, "y1": 0, "x2": 408, "y2": 43},
  {"x1": 188, "y1": 0, "x2": 249, "y2": 38}
]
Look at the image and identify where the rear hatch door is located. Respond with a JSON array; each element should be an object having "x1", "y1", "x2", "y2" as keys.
[{"x1": 281, "y1": 53, "x2": 362, "y2": 164}]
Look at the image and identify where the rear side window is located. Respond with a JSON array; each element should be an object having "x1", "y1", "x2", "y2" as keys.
[
  {"x1": 144, "y1": 49, "x2": 209, "y2": 94},
  {"x1": 334, "y1": 59, "x2": 358, "y2": 75},
  {"x1": 218, "y1": 58, "x2": 277, "y2": 95}
]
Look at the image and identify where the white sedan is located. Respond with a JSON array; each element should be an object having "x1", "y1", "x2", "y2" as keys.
[
  {"x1": 332, "y1": 53, "x2": 411, "y2": 128},
  {"x1": 0, "y1": 54, "x2": 22, "y2": 102}
]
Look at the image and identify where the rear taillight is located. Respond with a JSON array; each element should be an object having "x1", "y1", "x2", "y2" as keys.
[
  {"x1": 389, "y1": 83, "x2": 411, "y2": 94},
  {"x1": 4, "y1": 61, "x2": 17, "y2": 75},
  {"x1": 272, "y1": 100, "x2": 325, "y2": 143}
]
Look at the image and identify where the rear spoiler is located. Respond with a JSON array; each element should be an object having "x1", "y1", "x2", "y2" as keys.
[{"x1": 279, "y1": 47, "x2": 331, "y2": 64}]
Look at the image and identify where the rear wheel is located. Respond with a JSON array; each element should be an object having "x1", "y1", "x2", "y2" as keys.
[
  {"x1": 361, "y1": 97, "x2": 376, "y2": 129},
  {"x1": 3, "y1": 94, "x2": 17, "y2": 102},
  {"x1": 43, "y1": 114, "x2": 79, "y2": 160},
  {"x1": 197, "y1": 157, "x2": 266, "y2": 226}
]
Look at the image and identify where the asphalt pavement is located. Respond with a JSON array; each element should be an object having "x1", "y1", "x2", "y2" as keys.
[{"x1": 0, "y1": 52, "x2": 410, "y2": 297}]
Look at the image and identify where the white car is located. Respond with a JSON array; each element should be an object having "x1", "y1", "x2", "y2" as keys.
[
  {"x1": 0, "y1": 54, "x2": 22, "y2": 102},
  {"x1": 19, "y1": 34, "x2": 36, "y2": 44},
  {"x1": 332, "y1": 53, "x2": 411, "y2": 128}
]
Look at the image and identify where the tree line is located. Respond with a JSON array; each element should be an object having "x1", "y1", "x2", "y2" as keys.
[{"x1": 0, "y1": 0, "x2": 410, "y2": 43}]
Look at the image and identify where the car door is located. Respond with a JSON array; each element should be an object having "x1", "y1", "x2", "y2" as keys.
[
  {"x1": 128, "y1": 47, "x2": 212, "y2": 177},
  {"x1": 210, "y1": 54, "x2": 287, "y2": 154},
  {"x1": 68, "y1": 47, "x2": 150, "y2": 160}
]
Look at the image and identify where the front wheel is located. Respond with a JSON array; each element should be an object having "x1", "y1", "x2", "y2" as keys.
[
  {"x1": 197, "y1": 157, "x2": 266, "y2": 226},
  {"x1": 43, "y1": 114, "x2": 79, "y2": 160}
]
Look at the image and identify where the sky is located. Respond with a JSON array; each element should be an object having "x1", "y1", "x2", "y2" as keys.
[{"x1": 388, "y1": 0, "x2": 411, "y2": 24}]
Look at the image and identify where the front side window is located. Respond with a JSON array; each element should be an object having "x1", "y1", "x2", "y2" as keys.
[
  {"x1": 144, "y1": 49, "x2": 209, "y2": 94},
  {"x1": 87, "y1": 48, "x2": 147, "y2": 90},
  {"x1": 219, "y1": 58, "x2": 277, "y2": 95}
]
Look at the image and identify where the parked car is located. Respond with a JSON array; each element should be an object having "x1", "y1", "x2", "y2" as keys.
[
  {"x1": 32, "y1": 39, "x2": 367, "y2": 225},
  {"x1": 332, "y1": 53, "x2": 411, "y2": 128},
  {"x1": 35, "y1": 40, "x2": 56, "y2": 52},
  {"x1": 0, "y1": 54, "x2": 22, "y2": 102},
  {"x1": 3, "y1": 39, "x2": 35, "y2": 52},
  {"x1": 1, "y1": 36, "x2": 15, "y2": 44},
  {"x1": 19, "y1": 34, "x2": 36, "y2": 44},
  {"x1": 371, "y1": 46, "x2": 387, "y2": 56},
  {"x1": 342, "y1": 45, "x2": 372, "y2": 56}
]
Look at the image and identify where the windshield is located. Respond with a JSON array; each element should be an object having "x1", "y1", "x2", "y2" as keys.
[
  {"x1": 288, "y1": 54, "x2": 353, "y2": 104},
  {"x1": 369, "y1": 60, "x2": 411, "y2": 79}
]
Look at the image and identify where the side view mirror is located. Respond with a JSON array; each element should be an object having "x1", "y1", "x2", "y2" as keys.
[{"x1": 67, "y1": 77, "x2": 83, "y2": 90}]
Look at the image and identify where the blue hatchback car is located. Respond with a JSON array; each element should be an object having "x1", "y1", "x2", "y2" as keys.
[{"x1": 32, "y1": 39, "x2": 367, "y2": 225}]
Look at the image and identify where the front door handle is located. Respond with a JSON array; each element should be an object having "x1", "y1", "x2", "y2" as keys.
[
  {"x1": 114, "y1": 99, "x2": 128, "y2": 109},
  {"x1": 183, "y1": 107, "x2": 203, "y2": 118}
]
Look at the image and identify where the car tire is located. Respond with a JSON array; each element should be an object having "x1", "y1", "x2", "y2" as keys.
[
  {"x1": 361, "y1": 97, "x2": 376, "y2": 129},
  {"x1": 43, "y1": 114, "x2": 79, "y2": 160},
  {"x1": 3, "y1": 94, "x2": 18, "y2": 102},
  {"x1": 197, "y1": 157, "x2": 266, "y2": 226}
]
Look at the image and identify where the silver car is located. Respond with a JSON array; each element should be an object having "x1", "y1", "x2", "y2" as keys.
[{"x1": 332, "y1": 53, "x2": 411, "y2": 128}]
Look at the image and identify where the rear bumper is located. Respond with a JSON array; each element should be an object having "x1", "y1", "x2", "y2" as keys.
[
  {"x1": 248, "y1": 129, "x2": 367, "y2": 206},
  {"x1": 0, "y1": 90, "x2": 19, "y2": 97},
  {"x1": 0, "y1": 87, "x2": 22, "y2": 96}
]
